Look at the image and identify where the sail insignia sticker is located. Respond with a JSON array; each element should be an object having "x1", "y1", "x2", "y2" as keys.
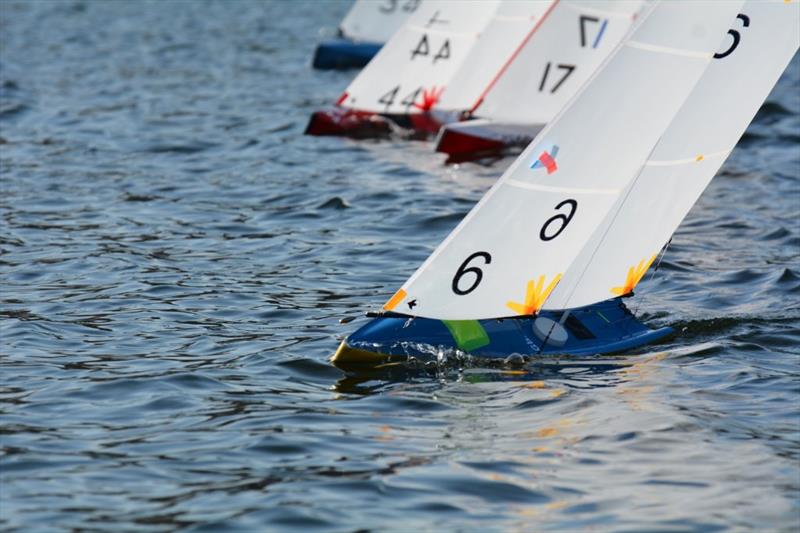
[
  {"x1": 506, "y1": 274, "x2": 563, "y2": 315},
  {"x1": 530, "y1": 144, "x2": 559, "y2": 174},
  {"x1": 611, "y1": 254, "x2": 658, "y2": 296}
]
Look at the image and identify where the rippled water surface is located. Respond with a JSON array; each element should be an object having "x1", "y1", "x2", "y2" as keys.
[{"x1": 2, "y1": 1, "x2": 799, "y2": 531}]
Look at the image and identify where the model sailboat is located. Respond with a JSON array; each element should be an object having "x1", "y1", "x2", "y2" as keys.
[
  {"x1": 306, "y1": 1, "x2": 551, "y2": 138},
  {"x1": 313, "y1": 0, "x2": 424, "y2": 70},
  {"x1": 332, "y1": 0, "x2": 799, "y2": 368}
]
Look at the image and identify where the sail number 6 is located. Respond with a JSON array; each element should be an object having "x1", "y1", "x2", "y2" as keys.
[
  {"x1": 540, "y1": 199, "x2": 577, "y2": 241},
  {"x1": 452, "y1": 251, "x2": 492, "y2": 295}
]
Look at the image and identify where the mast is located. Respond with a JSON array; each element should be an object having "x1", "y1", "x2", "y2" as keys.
[{"x1": 544, "y1": 0, "x2": 800, "y2": 311}]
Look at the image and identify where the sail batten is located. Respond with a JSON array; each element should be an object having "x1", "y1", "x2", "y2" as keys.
[
  {"x1": 340, "y1": 0, "x2": 502, "y2": 115},
  {"x1": 470, "y1": 0, "x2": 645, "y2": 125}
]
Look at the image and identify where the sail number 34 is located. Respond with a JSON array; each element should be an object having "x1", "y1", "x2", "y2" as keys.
[{"x1": 449, "y1": 11, "x2": 750, "y2": 297}]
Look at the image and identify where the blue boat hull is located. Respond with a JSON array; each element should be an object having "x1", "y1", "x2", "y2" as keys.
[
  {"x1": 312, "y1": 38, "x2": 382, "y2": 70},
  {"x1": 332, "y1": 298, "x2": 673, "y2": 369}
]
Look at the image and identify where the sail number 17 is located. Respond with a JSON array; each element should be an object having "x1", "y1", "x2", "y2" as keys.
[
  {"x1": 449, "y1": 200, "x2": 578, "y2": 296},
  {"x1": 539, "y1": 62, "x2": 576, "y2": 93}
]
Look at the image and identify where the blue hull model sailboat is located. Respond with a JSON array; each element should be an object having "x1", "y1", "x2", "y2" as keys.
[
  {"x1": 331, "y1": 0, "x2": 799, "y2": 369},
  {"x1": 312, "y1": 38, "x2": 382, "y2": 70},
  {"x1": 312, "y1": 0, "x2": 423, "y2": 70}
]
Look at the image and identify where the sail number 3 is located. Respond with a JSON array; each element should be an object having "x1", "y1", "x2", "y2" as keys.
[
  {"x1": 540, "y1": 199, "x2": 577, "y2": 241},
  {"x1": 714, "y1": 14, "x2": 749, "y2": 60},
  {"x1": 450, "y1": 200, "x2": 577, "y2": 296},
  {"x1": 379, "y1": 0, "x2": 420, "y2": 14}
]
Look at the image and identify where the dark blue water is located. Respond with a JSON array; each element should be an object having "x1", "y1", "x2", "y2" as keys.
[{"x1": 2, "y1": 1, "x2": 799, "y2": 531}]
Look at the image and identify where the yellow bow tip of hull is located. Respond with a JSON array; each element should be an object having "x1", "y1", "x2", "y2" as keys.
[{"x1": 330, "y1": 341, "x2": 401, "y2": 369}]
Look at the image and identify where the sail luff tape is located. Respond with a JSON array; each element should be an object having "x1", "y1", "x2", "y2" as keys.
[
  {"x1": 505, "y1": 179, "x2": 620, "y2": 196},
  {"x1": 645, "y1": 150, "x2": 731, "y2": 166}
]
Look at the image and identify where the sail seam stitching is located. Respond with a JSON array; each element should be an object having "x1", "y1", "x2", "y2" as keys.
[
  {"x1": 626, "y1": 40, "x2": 712, "y2": 59},
  {"x1": 468, "y1": 0, "x2": 561, "y2": 114}
]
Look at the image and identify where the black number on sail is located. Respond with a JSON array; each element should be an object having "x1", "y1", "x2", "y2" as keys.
[
  {"x1": 378, "y1": 85, "x2": 400, "y2": 108},
  {"x1": 380, "y1": 0, "x2": 397, "y2": 14},
  {"x1": 426, "y1": 10, "x2": 448, "y2": 28},
  {"x1": 579, "y1": 15, "x2": 608, "y2": 49},
  {"x1": 411, "y1": 34, "x2": 430, "y2": 60},
  {"x1": 433, "y1": 40, "x2": 450, "y2": 63},
  {"x1": 538, "y1": 63, "x2": 576, "y2": 94},
  {"x1": 579, "y1": 15, "x2": 599, "y2": 47},
  {"x1": 540, "y1": 199, "x2": 577, "y2": 241},
  {"x1": 714, "y1": 13, "x2": 750, "y2": 60},
  {"x1": 401, "y1": 87, "x2": 421, "y2": 108},
  {"x1": 452, "y1": 252, "x2": 492, "y2": 295}
]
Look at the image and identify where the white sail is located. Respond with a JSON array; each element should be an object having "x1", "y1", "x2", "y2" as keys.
[
  {"x1": 338, "y1": 0, "x2": 501, "y2": 115},
  {"x1": 470, "y1": 0, "x2": 644, "y2": 125},
  {"x1": 380, "y1": 0, "x2": 745, "y2": 320},
  {"x1": 545, "y1": 0, "x2": 800, "y2": 311},
  {"x1": 339, "y1": 0, "x2": 424, "y2": 44},
  {"x1": 432, "y1": 0, "x2": 558, "y2": 115}
]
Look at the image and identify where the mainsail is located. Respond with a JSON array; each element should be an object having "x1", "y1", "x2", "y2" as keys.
[
  {"x1": 338, "y1": 0, "x2": 501, "y2": 115},
  {"x1": 459, "y1": 0, "x2": 644, "y2": 124},
  {"x1": 545, "y1": 0, "x2": 800, "y2": 310},
  {"x1": 339, "y1": 0, "x2": 424, "y2": 44},
  {"x1": 380, "y1": 0, "x2": 746, "y2": 320}
]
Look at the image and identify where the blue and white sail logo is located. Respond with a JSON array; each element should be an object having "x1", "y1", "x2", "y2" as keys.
[{"x1": 530, "y1": 143, "x2": 559, "y2": 174}]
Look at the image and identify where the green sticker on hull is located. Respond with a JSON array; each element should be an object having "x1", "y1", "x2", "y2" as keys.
[{"x1": 441, "y1": 320, "x2": 491, "y2": 352}]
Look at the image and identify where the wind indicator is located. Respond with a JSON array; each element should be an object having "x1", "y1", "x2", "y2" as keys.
[{"x1": 611, "y1": 255, "x2": 657, "y2": 297}]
